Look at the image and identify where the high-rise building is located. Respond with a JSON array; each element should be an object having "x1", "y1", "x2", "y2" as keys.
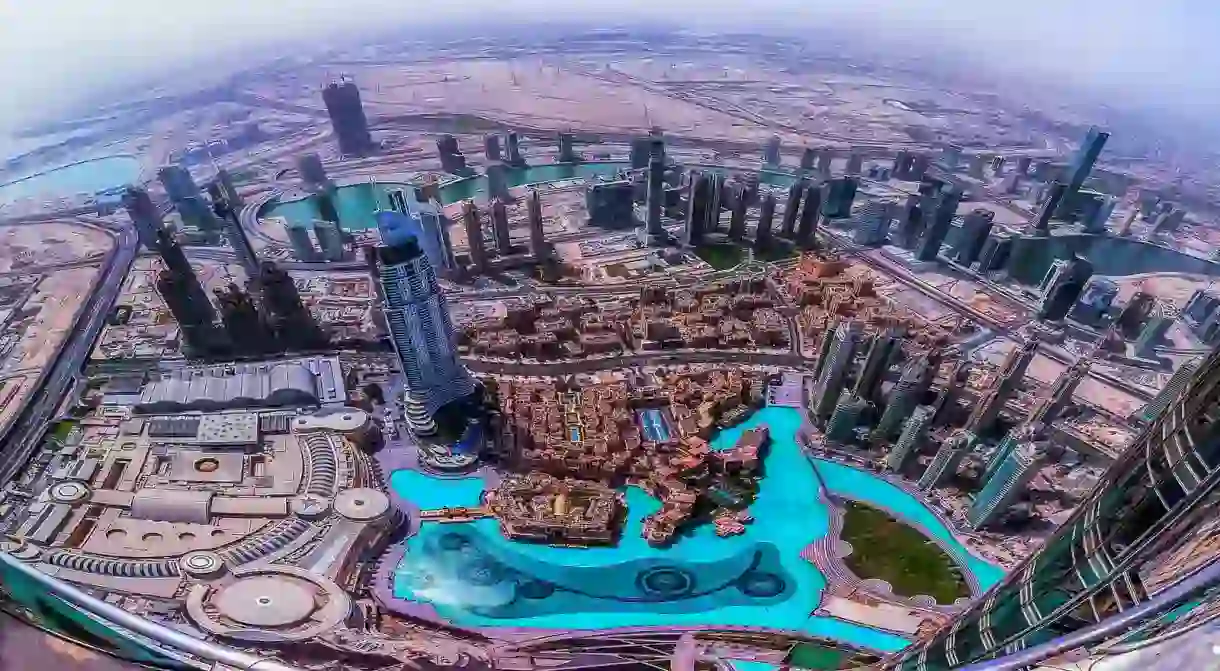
[
  {"x1": 780, "y1": 180, "x2": 805, "y2": 237},
  {"x1": 483, "y1": 134, "x2": 502, "y2": 162},
  {"x1": 376, "y1": 236, "x2": 477, "y2": 417},
  {"x1": 1183, "y1": 287, "x2": 1220, "y2": 327},
  {"x1": 286, "y1": 225, "x2": 319, "y2": 262},
  {"x1": 799, "y1": 146, "x2": 816, "y2": 172},
  {"x1": 930, "y1": 360, "x2": 970, "y2": 426},
  {"x1": 1069, "y1": 277, "x2": 1120, "y2": 324},
  {"x1": 915, "y1": 185, "x2": 963, "y2": 261},
  {"x1": 158, "y1": 164, "x2": 199, "y2": 202},
  {"x1": 795, "y1": 183, "x2": 822, "y2": 247},
  {"x1": 967, "y1": 440, "x2": 1044, "y2": 530},
  {"x1": 1027, "y1": 356, "x2": 1089, "y2": 426},
  {"x1": 1062, "y1": 125, "x2": 1109, "y2": 206},
  {"x1": 813, "y1": 321, "x2": 861, "y2": 421},
  {"x1": 895, "y1": 193, "x2": 924, "y2": 250},
  {"x1": 855, "y1": 328, "x2": 902, "y2": 402},
  {"x1": 557, "y1": 133, "x2": 578, "y2": 164},
  {"x1": 887, "y1": 405, "x2": 934, "y2": 472},
  {"x1": 755, "y1": 192, "x2": 776, "y2": 251},
  {"x1": 704, "y1": 173, "x2": 724, "y2": 234},
  {"x1": 851, "y1": 200, "x2": 893, "y2": 247},
  {"x1": 461, "y1": 201, "x2": 487, "y2": 273},
  {"x1": 213, "y1": 168, "x2": 244, "y2": 210},
  {"x1": 917, "y1": 429, "x2": 975, "y2": 490},
  {"x1": 490, "y1": 198, "x2": 512, "y2": 255},
  {"x1": 322, "y1": 77, "x2": 374, "y2": 156},
  {"x1": 436, "y1": 135, "x2": 468, "y2": 174},
  {"x1": 182, "y1": 193, "x2": 221, "y2": 233},
  {"x1": 643, "y1": 153, "x2": 666, "y2": 244},
  {"x1": 379, "y1": 191, "x2": 455, "y2": 274},
  {"x1": 214, "y1": 283, "x2": 273, "y2": 355},
  {"x1": 875, "y1": 353, "x2": 934, "y2": 440},
  {"x1": 296, "y1": 153, "x2": 331, "y2": 192},
  {"x1": 966, "y1": 338, "x2": 1038, "y2": 435},
  {"x1": 313, "y1": 219, "x2": 346, "y2": 261},
  {"x1": 684, "y1": 172, "x2": 711, "y2": 246},
  {"x1": 1118, "y1": 290, "x2": 1156, "y2": 337},
  {"x1": 486, "y1": 163, "x2": 511, "y2": 202},
  {"x1": 586, "y1": 180, "x2": 635, "y2": 228},
  {"x1": 976, "y1": 233, "x2": 1013, "y2": 274},
  {"x1": 981, "y1": 427, "x2": 1024, "y2": 485},
  {"x1": 1131, "y1": 356, "x2": 1200, "y2": 424},
  {"x1": 952, "y1": 208, "x2": 996, "y2": 267},
  {"x1": 728, "y1": 183, "x2": 748, "y2": 240},
  {"x1": 845, "y1": 152, "x2": 864, "y2": 176},
  {"x1": 991, "y1": 155, "x2": 1006, "y2": 176},
  {"x1": 826, "y1": 394, "x2": 869, "y2": 443},
  {"x1": 1135, "y1": 307, "x2": 1174, "y2": 359},
  {"x1": 253, "y1": 260, "x2": 328, "y2": 351},
  {"x1": 816, "y1": 148, "x2": 834, "y2": 176},
  {"x1": 940, "y1": 144, "x2": 962, "y2": 171},
  {"x1": 505, "y1": 131, "x2": 524, "y2": 166},
  {"x1": 1033, "y1": 181, "x2": 1068, "y2": 234},
  {"x1": 892, "y1": 152, "x2": 929, "y2": 180},
  {"x1": 1080, "y1": 192, "x2": 1117, "y2": 233},
  {"x1": 122, "y1": 186, "x2": 164, "y2": 250},
  {"x1": 526, "y1": 189, "x2": 547, "y2": 260},
  {"x1": 1039, "y1": 254, "x2": 1094, "y2": 321},
  {"x1": 968, "y1": 154, "x2": 987, "y2": 179},
  {"x1": 763, "y1": 135, "x2": 782, "y2": 167},
  {"x1": 629, "y1": 136, "x2": 651, "y2": 169},
  {"x1": 820, "y1": 177, "x2": 858, "y2": 219},
  {"x1": 152, "y1": 227, "x2": 217, "y2": 354},
  {"x1": 212, "y1": 194, "x2": 260, "y2": 279},
  {"x1": 1015, "y1": 156, "x2": 1032, "y2": 175}
]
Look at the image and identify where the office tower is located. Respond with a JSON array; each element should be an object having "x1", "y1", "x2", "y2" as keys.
[
  {"x1": 780, "y1": 180, "x2": 805, "y2": 237},
  {"x1": 728, "y1": 183, "x2": 748, "y2": 239},
  {"x1": 763, "y1": 135, "x2": 782, "y2": 167},
  {"x1": 684, "y1": 171, "x2": 711, "y2": 246},
  {"x1": 1063, "y1": 125, "x2": 1109, "y2": 204},
  {"x1": 1039, "y1": 254, "x2": 1094, "y2": 321},
  {"x1": 313, "y1": 219, "x2": 346, "y2": 261},
  {"x1": 894, "y1": 346, "x2": 1220, "y2": 668},
  {"x1": 1115, "y1": 207, "x2": 1136, "y2": 237},
  {"x1": 1025, "y1": 356, "x2": 1089, "y2": 427},
  {"x1": 526, "y1": 189, "x2": 547, "y2": 260},
  {"x1": 505, "y1": 131, "x2": 524, "y2": 166},
  {"x1": 976, "y1": 233, "x2": 1013, "y2": 274},
  {"x1": 888, "y1": 405, "x2": 934, "y2": 472},
  {"x1": 287, "y1": 225, "x2": 319, "y2": 262},
  {"x1": 322, "y1": 77, "x2": 374, "y2": 156},
  {"x1": 968, "y1": 154, "x2": 987, "y2": 179},
  {"x1": 917, "y1": 429, "x2": 975, "y2": 490},
  {"x1": 941, "y1": 144, "x2": 962, "y2": 171},
  {"x1": 892, "y1": 151, "x2": 929, "y2": 180},
  {"x1": 827, "y1": 394, "x2": 869, "y2": 443},
  {"x1": 981, "y1": 426, "x2": 1024, "y2": 485},
  {"x1": 253, "y1": 260, "x2": 328, "y2": 350},
  {"x1": 461, "y1": 201, "x2": 487, "y2": 273},
  {"x1": 755, "y1": 192, "x2": 776, "y2": 251},
  {"x1": 952, "y1": 208, "x2": 996, "y2": 267},
  {"x1": 557, "y1": 133, "x2": 578, "y2": 163},
  {"x1": 909, "y1": 154, "x2": 931, "y2": 181},
  {"x1": 296, "y1": 153, "x2": 331, "y2": 192},
  {"x1": 812, "y1": 321, "x2": 861, "y2": 421},
  {"x1": 875, "y1": 354, "x2": 933, "y2": 440},
  {"x1": 1135, "y1": 306, "x2": 1173, "y2": 359},
  {"x1": 895, "y1": 194, "x2": 924, "y2": 250},
  {"x1": 483, "y1": 134, "x2": 502, "y2": 162},
  {"x1": 1069, "y1": 277, "x2": 1120, "y2": 324},
  {"x1": 379, "y1": 192, "x2": 456, "y2": 274},
  {"x1": 852, "y1": 200, "x2": 892, "y2": 247},
  {"x1": 122, "y1": 186, "x2": 164, "y2": 250},
  {"x1": 211, "y1": 194, "x2": 260, "y2": 279},
  {"x1": 855, "y1": 328, "x2": 902, "y2": 402},
  {"x1": 931, "y1": 360, "x2": 970, "y2": 426},
  {"x1": 1151, "y1": 207, "x2": 1187, "y2": 236},
  {"x1": 376, "y1": 235, "x2": 476, "y2": 417},
  {"x1": 1184, "y1": 287, "x2": 1220, "y2": 327},
  {"x1": 845, "y1": 152, "x2": 864, "y2": 176},
  {"x1": 1033, "y1": 181, "x2": 1067, "y2": 234},
  {"x1": 436, "y1": 135, "x2": 468, "y2": 174},
  {"x1": 158, "y1": 164, "x2": 199, "y2": 202},
  {"x1": 1000, "y1": 173, "x2": 1023, "y2": 195},
  {"x1": 1118, "y1": 290, "x2": 1156, "y2": 337},
  {"x1": 991, "y1": 155, "x2": 1005, "y2": 175},
  {"x1": 214, "y1": 283, "x2": 273, "y2": 355},
  {"x1": 182, "y1": 193, "x2": 221, "y2": 233},
  {"x1": 914, "y1": 186, "x2": 963, "y2": 261},
  {"x1": 490, "y1": 198, "x2": 512, "y2": 255},
  {"x1": 1132, "y1": 356, "x2": 1200, "y2": 424},
  {"x1": 586, "y1": 180, "x2": 635, "y2": 228},
  {"x1": 704, "y1": 173, "x2": 724, "y2": 234},
  {"x1": 213, "y1": 168, "x2": 243, "y2": 210},
  {"x1": 799, "y1": 146, "x2": 816, "y2": 171},
  {"x1": 156, "y1": 268, "x2": 217, "y2": 354},
  {"x1": 643, "y1": 153, "x2": 666, "y2": 243},
  {"x1": 1080, "y1": 193, "x2": 1117, "y2": 233},
  {"x1": 816, "y1": 148, "x2": 834, "y2": 176},
  {"x1": 629, "y1": 136, "x2": 651, "y2": 169},
  {"x1": 967, "y1": 338, "x2": 1039, "y2": 436},
  {"x1": 967, "y1": 441, "x2": 1044, "y2": 530},
  {"x1": 795, "y1": 183, "x2": 822, "y2": 247},
  {"x1": 1015, "y1": 155, "x2": 1032, "y2": 175},
  {"x1": 820, "y1": 177, "x2": 858, "y2": 219},
  {"x1": 486, "y1": 163, "x2": 511, "y2": 202}
]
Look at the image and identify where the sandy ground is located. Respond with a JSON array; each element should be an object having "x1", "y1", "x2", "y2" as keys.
[
  {"x1": 0, "y1": 221, "x2": 113, "y2": 273},
  {"x1": 4, "y1": 265, "x2": 100, "y2": 374}
]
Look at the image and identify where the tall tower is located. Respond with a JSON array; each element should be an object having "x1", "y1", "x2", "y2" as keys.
[
  {"x1": 684, "y1": 171, "x2": 710, "y2": 246},
  {"x1": 1026, "y1": 356, "x2": 1089, "y2": 426},
  {"x1": 917, "y1": 429, "x2": 975, "y2": 490},
  {"x1": 852, "y1": 200, "x2": 893, "y2": 247},
  {"x1": 874, "y1": 353, "x2": 934, "y2": 440},
  {"x1": 1062, "y1": 125, "x2": 1109, "y2": 208},
  {"x1": 966, "y1": 338, "x2": 1038, "y2": 435},
  {"x1": 296, "y1": 153, "x2": 332, "y2": 192},
  {"x1": 122, "y1": 186, "x2": 164, "y2": 251},
  {"x1": 490, "y1": 198, "x2": 512, "y2": 255},
  {"x1": 212, "y1": 193, "x2": 260, "y2": 279},
  {"x1": 1132, "y1": 356, "x2": 1200, "y2": 424},
  {"x1": 966, "y1": 440, "x2": 1044, "y2": 530},
  {"x1": 483, "y1": 134, "x2": 502, "y2": 162},
  {"x1": 527, "y1": 189, "x2": 547, "y2": 260},
  {"x1": 157, "y1": 164, "x2": 199, "y2": 202},
  {"x1": 755, "y1": 192, "x2": 776, "y2": 251},
  {"x1": 253, "y1": 261, "x2": 328, "y2": 351},
  {"x1": 763, "y1": 135, "x2": 782, "y2": 167},
  {"x1": 914, "y1": 185, "x2": 963, "y2": 261},
  {"x1": 855, "y1": 328, "x2": 902, "y2": 402},
  {"x1": 826, "y1": 394, "x2": 869, "y2": 443},
  {"x1": 322, "y1": 77, "x2": 374, "y2": 156},
  {"x1": 461, "y1": 201, "x2": 487, "y2": 274},
  {"x1": 557, "y1": 133, "x2": 578, "y2": 164},
  {"x1": 795, "y1": 183, "x2": 822, "y2": 248},
  {"x1": 152, "y1": 228, "x2": 216, "y2": 354},
  {"x1": 780, "y1": 180, "x2": 804, "y2": 238},
  {"x1": 812, "y1": 321, "x2": 861, "y2": 421},
  {"x1": 1033, "y1": 181, "x2": 1068, "y2": 234},
  {"x1": 728, "y1": 183, "x2": 749, "y2": 240},
  {"x1": 213, "y1": 168, "x2": 244, "y2": 209},
  {"x1": 643, "y1": 151, "x2": 666, "y2": 244},
  {"x1": 888, "y1": 405, "x2": 934, "y2": 472},
  {"x1": 952, "y1": 208, "x2": 996, "y2": 267},
  {"x1": 820, "y1": 177, "x2": 857, "y2": 219},
  {"x1": 799, "y1": 147, "x2": 816, "y2": 172},
  {"x1": 505, "y1": 131, "x2": 524, "y2": 166},
  {"x1": 376, "y1": 236, "x2": 476, "y2": 417},
  {"x1": 1039, "y1": 254, "x2": 1094, "y2": 321}
]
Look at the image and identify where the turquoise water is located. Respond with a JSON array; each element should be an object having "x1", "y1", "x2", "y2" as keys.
[
  {"x1": 390, "y1": 406, "x2": 1002, "y2": 651},
  {"x1": 263, "y1": 182, "x2": 394, "y2": 232},
  {"x1": 0, "y1": 155, "x2": 140, "y2": 203}
]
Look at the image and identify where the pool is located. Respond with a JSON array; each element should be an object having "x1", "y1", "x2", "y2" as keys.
[
  {"x1": 389, "y1": 406, "x2": 1002, "y2": 650},
  {"x1": 0, "y1": 155, "x2": 141, "y2": 203},
  {"x1": 637, "y1": 408, "x2": 671, "y2": 442}
]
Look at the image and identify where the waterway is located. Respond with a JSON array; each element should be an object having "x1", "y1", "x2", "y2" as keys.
[
  {"x1": 0, "y1": 155, "x2": 140, "y2": 203},
  {"x1": 389, "y1": 406, "x2": 1003, "y2": 651}
]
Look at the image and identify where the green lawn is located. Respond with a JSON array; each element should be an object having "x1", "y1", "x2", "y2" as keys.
[{"x1": 840, "y1": 501, "x2": 969, "y2": 604}]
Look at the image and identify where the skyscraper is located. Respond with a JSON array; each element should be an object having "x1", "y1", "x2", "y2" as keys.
[
  {"x1": 1062, "y1": 125, "x2": 1109, "y2": 208},
  {"x1": 895, "y1": 194, "x2": 924, "y2": 250},
  {"x1": 557, "y1": 133, "x2": 578, "y2": 164},
  {"x1": 211, "y1": 193, "x2": 260, "y2": 279},
  {"x1": 684, "y1": 171, "x2": 711, "y2": 246},
  {"x1": 799, "y1": 147, "x2": 816, "y2": 172},
  {"x1": 966, "y1": 440, "x2": 1044, "y2": 530},
  {"x1": 286, "y1": 224, "x2": 319, "y2": 262},
  {"x1": 526, "y1": 189, "x2": 547, "y2": 260},
  {"x1": 816, "y1": 148, "x2": 834, "y2": 177},
  {"x1": 1135, "y1": 306, "x2": 1174, "y2": 359},
  {"x1": 376, "y1": 236, "x2": 477, "y2": 417},
  {"x1": 296, "y1": 153, "x2": 331, "y2": 192},
  {"x1": 214, "y1": 283, "x2": 273, "y2": 355},
  {"x1": 313, "y1": 219, "x2": 346, "y2": 261},
  {"x1": 1132, "y1": 356, "x2": 1200, "y2": 424},
  {"x1": 852, "y1": 200, "x2": 892, "y2": 247},
  {"x1": 917, "y1": 429, "x2": 975, "y2": 490},
  {"x1": 643, "y1": 152, "x2": 666, "y2": 244},
  {"x1": 914, "y1": 185, "x2": 963, "y2": 261},
  {"x1": 153, "y1": 227, "x2": 217, "y2": 354},
  {"x1": 483, "y1": 134, "x2": 502, "y2": 162},
  {"x1": 1033, "y1": 181, "x2": 1067, "y2": 234},
  {"x1": 586, "y1": 180, "x2": 635, "y2": 228},
  {"x1": 875, "y1": 353, "x2": 934, "y2": 440},
  {"x1": 158, "y1": 164, "x2": 199, "y2": 202},
  {"x1": 820, "y1": 177, "x2": 858, "y2": 220},
  {"x1": 826, "y1": 394, "x2": 869, "y2": 443},
  {"x1": 845, "y1": 152, "x2": 864, "y2": 176},
  {"x1": 977, "y1": 233, "x2": 1013, "y2": 274},
  {"x1": 888, "y1": 405, "x2": 934, "y2": 472},
  {"x1": 322, "y1": 77, "x2": 374, "y2": 156},
  {"x1": 755, "y1": 192, "x2": 776, "y2": 251},
  {"x1": 763, "y1": 135, "x2": 782, "y2": 167},
  {"x1": 966, "y1": 338, "x2": 1038, "y2": 435},
  {"x1": 1039, "y1": 254, "x2": 1094, "y2": 321},
  {"x1": 812, "y1": 321, "x2": 860, "y2": 421},
  {"x1": 728, "y1": 183, "x2": 748, "y2": 240},
  {"x1": 1080, "y1": 192, "x2": 1117, "y2": 233},
  {"x1": 1025, "y1": 354, "x2": 1088, "y2": 426},
  {"x1": 855, "y1": 328, "x2": 902, "y2": 402},
  {"x1": 795, "y1": 183, "x2": 822, "y2": 248},
  {"x1": 490, "y1": 198, "x2": 512, "y2": 255},
  {"x1": 213, "y1": 168, "x2": 244, "y2": 210},
  {"x1": 505, "y1": 131, "x2": 524, "y2": 166},
  {"x1": 461, "y1": 201, "x2": 487, "y2": 274},
  {"x1": 486, "y1": 163, "x2": 511, "y2": 202},
  {"x1": 780, "y1": 180, "x2": 805, "y2": 238},
  {"x1": 253, "y1": 260, "x2": 328, "y2": 351},
  {"x1": 122, "y1": 186, "x2": 164, "y2": 250},
  {"x1": 436, "y1": 135, "x2": 468, "y2": 174},
  {"x1": 952, "y1": 208, "x2": 996, "y2": 267},
  {"x1": 379, "y1": 191, "x2": 455, "y2": 273}
]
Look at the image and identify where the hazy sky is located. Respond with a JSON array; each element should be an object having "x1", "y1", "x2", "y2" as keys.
[{"x1": 0, "y1": 0, "x2": 1211, "y2": 132}]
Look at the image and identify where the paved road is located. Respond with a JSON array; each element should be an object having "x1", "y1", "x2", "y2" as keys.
[{"x1": 0, "y1": 222, "x2": 136, "y2": 483}]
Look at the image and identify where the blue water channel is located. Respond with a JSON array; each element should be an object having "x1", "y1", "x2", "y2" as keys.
[
  {"x1": 389, "y1": 406, "x2": 1003, "y2": 651},
  {"x1": 0, "y1": 155, "x2": 141, "y2": 203}
]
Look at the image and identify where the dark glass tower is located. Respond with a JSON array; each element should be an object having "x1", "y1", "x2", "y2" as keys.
[
  {"x1": 890, "y1": 345, "x2": 1220, "y2": 669},
  {"x1": 253, "y1": 260, "x2": 328, "y2": 351},
  {"x1": 322, "y1": 77, "x2": 374, "y2": 156}
]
